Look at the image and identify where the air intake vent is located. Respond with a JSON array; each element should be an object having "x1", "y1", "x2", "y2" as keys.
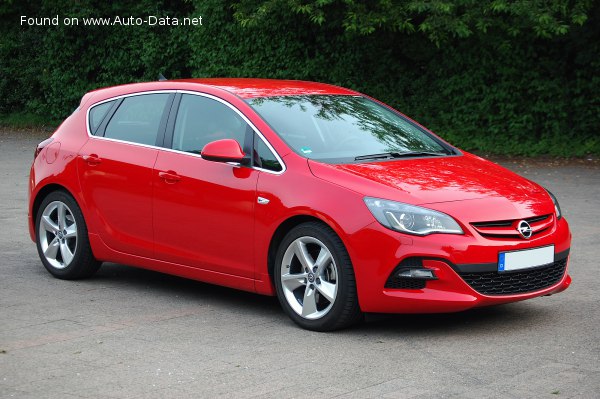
[{"x1": 384, "y1": 257, "x2": 433, "y2": 290}]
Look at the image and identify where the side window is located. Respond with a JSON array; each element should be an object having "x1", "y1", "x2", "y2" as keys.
[
  {"x1": 172, "y1": 94, "x2": 248, "y2": 154},
  {"x1": 88, "y1": 100, "x2": 115, "y2": 135},
  {"x1": 253, "y1": 133, "x2": 283, "y2": 172},
  {"x1": 104, "y1": 94, "x2": 170, "y2": 145}
]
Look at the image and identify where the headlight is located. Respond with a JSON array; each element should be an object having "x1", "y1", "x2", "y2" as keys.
[
  {"x1": 364, "y1": 197, "x2": 464, "y2": 236},
  {"x1": 546, "y1": 189, "x2": 562, "y2": 220}
]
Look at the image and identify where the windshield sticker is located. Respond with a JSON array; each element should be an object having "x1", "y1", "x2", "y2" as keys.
[{"x1": 300, "y1": 147, "x2": 313, "y2": 154}]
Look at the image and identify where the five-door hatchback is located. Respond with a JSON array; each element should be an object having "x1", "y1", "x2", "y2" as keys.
[{"x1": 29, "y1": 78, "x2": 571, "y2": 331}]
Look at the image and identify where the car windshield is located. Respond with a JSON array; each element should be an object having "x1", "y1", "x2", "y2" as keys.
[{"x1": 247, "y1": 95, "x2": 452, "y2": 163}]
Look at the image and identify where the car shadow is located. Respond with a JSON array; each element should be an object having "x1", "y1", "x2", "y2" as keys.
[
  {"x1": 357, "y1": 304, "x2": 548, "y2": 334},
  {"x1": 92, "y1": 262, "x2": 282, "y2": 314},
  {"x1": 89, "y1": 262, "x2": 554, "y2": 335}
]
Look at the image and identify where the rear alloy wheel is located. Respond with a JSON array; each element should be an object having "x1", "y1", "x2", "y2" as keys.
[
  {"x1": 39, "y1": 200, "x2": 77, "y2": 269},
  {"x1": 35, "y1": 191, "x2": 100, "y2": 279},
  {"x1": 274, "y1": 222, "x2": 362, "y2": 331}
]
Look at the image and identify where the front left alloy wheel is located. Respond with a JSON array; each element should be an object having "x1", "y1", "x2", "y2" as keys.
[
  {"x1": 274, "y1": 222, "x2": 362, "y2": 331},
  {"x1": 35, "y1": 191, "x2": 100, "y2": 279}
]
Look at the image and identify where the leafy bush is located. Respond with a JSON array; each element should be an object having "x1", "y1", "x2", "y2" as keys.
[{"x1": 0, "y1": 0, "x2": 598, "y2": 156}]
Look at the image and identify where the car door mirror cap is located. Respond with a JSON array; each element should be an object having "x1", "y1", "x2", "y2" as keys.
[{"x1": 201, "y1": 139, "x2": 248, "y2": 164}]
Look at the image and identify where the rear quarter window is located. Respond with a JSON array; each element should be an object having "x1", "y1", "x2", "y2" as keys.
[{"x1": 88, "y1": 100, "x2": 115, "y2": 135}]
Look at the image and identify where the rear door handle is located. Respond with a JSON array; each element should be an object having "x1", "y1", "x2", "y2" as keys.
[
  {"x1": 158, "y1": 171, "x2": 181, "y2": 184},
  {"x1": 81, "y1": 154, "x2": 101, "y2": 166}
]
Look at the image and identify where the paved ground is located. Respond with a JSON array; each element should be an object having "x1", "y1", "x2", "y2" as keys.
[{"x1": 1, "y1": 129, "x2": 599, "y2": 399}]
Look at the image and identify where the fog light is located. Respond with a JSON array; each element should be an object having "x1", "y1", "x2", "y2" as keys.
[{"x1": 397, "y1": 268, "x2": 437, "y2": 280}]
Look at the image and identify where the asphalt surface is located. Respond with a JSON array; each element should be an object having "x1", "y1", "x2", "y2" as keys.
[{"x1": 1, "y1": 129, "x2": 599, "y2": 399}]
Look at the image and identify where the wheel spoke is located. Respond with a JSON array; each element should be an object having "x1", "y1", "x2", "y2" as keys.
[
  {"x1": 316, "y1": 280, "x2": 336, "y2": 304},
  {"x1": 44, "y1": 237, "x2": 60, "y2": 260},
  {"x1": 57, "y1": 203, "x2": 66, "y2": 230},
  {"x1": 280, "y1": 235, "x2": 339, "y2": 320},
  {"x1": 42, "y1": 215, "x2": 59, "y2": 233},
  {"x1": 301, "y1": 285, "x2": 318, "y2": 317},
  {"x1": 60, "y1": 242, "x2": 74, "y2": 265},
  {"x1": 314, "y1": 247, "x2": 332, "y2": 274},
  {"x1": 293, "y1": 240, "x2": 313, "y2": 271},
  {"x1": 281, "y1": 273, "x2": 306, "y2": 291},
  {"x1": 64, "y1": 223, "x2": 77, "y2": 239}
]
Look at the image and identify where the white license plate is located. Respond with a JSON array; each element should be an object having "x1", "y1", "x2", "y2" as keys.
[{"x1": 498, "y1": 245, "x2": 555, "y2": 272}]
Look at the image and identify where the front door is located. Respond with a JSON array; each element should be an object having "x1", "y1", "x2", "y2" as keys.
[{"x1": 153, "y1": 93, "x2": 258, "y2": 278}]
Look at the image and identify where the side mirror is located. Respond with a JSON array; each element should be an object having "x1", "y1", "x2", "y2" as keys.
[{"x1": 201, "y1": 139, "x2": 247, "y2": 164}]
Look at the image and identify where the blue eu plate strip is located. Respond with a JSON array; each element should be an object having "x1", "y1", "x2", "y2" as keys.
[{"x1": 498, "y1": 253, "x2": 506, "y2": 271}]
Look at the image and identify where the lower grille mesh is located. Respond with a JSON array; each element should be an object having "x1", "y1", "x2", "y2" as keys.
[
  {"x1": 384, "y1": 278, "x2": 426, "y2": 290},
  {"x1": 458, "y1": 258, "x2": 567, "y2": 295}
]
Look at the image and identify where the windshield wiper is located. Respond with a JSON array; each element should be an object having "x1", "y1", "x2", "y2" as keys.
[{"x1": 354, "y1": 151, "x2": 449, "y2": 161}]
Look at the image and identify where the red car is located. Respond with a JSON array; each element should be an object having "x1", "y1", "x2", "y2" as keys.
[{"x1": 28, "y1": 78, "x2": 571, "y2": 331}]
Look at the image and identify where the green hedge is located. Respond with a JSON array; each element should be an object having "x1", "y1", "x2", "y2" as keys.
[{"x1": 1, "y1": 0, "x2": 598, "y2": 156}]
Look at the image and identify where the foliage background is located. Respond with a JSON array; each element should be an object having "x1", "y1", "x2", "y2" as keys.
[{"x1": 0, "y1": 0, "x2": 598, "y2": 156}]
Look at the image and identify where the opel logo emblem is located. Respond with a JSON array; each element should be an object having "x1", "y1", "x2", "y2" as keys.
[
  {"x1": 307, "y1": 273, "x2": 315, "y2": 283},
  {"x1": 517, "y1": 220, "x2": 532, "y2": 239}
]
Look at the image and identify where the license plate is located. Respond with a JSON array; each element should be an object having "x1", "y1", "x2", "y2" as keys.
[{"x1": 498, "y1": 245, "x2": 555, "y2": 272}]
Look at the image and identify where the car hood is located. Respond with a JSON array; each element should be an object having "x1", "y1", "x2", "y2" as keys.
[{"x1": 308, "y1": 153, "x2": 550, "y2": 219}]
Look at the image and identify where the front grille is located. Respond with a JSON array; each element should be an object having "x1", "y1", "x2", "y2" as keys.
[
  {"x1": 458, "y1": 258, "x2": 567, "y2": 295},
  {"x1": 471, "y1": 214, "x2": 553, "y2": 239}
]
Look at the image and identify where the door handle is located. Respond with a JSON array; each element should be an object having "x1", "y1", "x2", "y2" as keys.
[
  {"x1": 81, "y1": 154, "x2": 101, "y2": 166},
  {"x1": 158, "y1": 171, "x2": 181, "y2": 184}
]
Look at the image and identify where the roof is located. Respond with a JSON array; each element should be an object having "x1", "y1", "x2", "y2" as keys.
[
  {"x1": 80, "y1": 78, "x2": 361, "y2": 108},
  {"x1": 172, "y1": 78, "x2": 359, "y2": 99}
]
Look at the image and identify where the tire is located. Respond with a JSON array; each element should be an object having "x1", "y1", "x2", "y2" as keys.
[
  {"x1": 35, "y1": 190, "x2": 101, "y2": 279},
  {"x1": 274, "y1": 222, "x2": 362, "y2": 331}
]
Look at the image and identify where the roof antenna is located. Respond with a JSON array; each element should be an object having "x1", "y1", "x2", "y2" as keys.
[{"x1": 158, "y1": 73, "x2": 167, "y2": 81}]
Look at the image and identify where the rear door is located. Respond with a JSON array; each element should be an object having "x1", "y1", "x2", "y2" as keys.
[
  {"x1": 78, "y1": 92, "x2": 173, "y2": 257},
  {"x1": 152, "y1": 93, "x2": 259, "y2": 277}
]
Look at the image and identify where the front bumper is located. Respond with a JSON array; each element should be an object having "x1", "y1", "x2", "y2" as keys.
[{"x1": 347, "y1": 217, "x2": 572, "y2": 313}]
